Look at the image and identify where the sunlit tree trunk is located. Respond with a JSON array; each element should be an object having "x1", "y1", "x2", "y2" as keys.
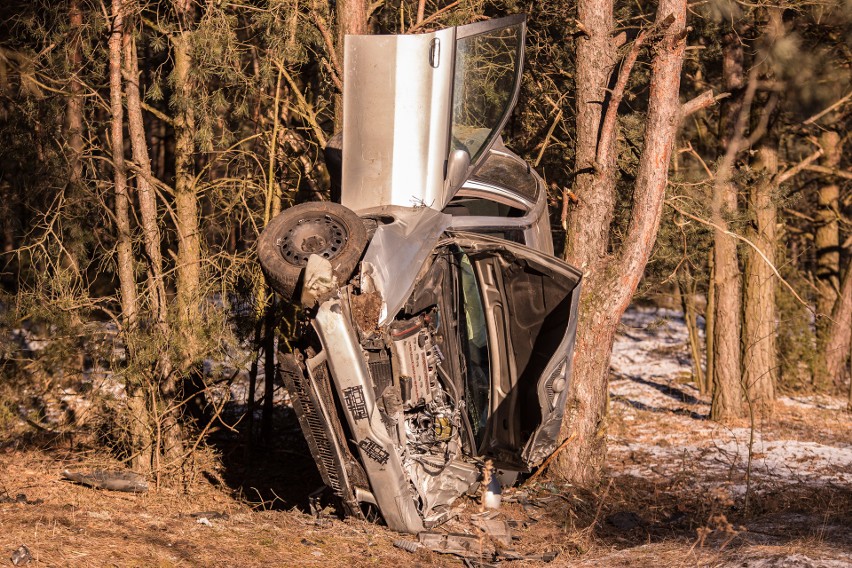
[
  {"x1": 334, "y1": 0, "x2": 368, "y2": 129},
  {"x1": 815, "y1": 131, "x2": 841, "y2": 317},
  {"x1": 171, "y1": 26, "x2": 203, "y2": 368},
  {"x1": 554, "y1": 0, "x2": 688, "y2": 483},
  {"x1": 710, "y1": 32, "x2": 744, "y2": 422},
  {"x1": 109, "y1": 2, "x2": 137, "y2": 330},
  {"x1": 124, "y1": 27, "x2": 168, "y2": 329},
  {"x1": 742, "y1": 143, "x2": 778, "y2": 416},
  {"x1": 110, "y1": 0, "x2": 151, "y2": 473}
]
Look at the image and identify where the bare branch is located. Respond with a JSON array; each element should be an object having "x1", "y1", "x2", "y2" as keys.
[
  {"x1": 274, "y1": 61, "x2": 328, "y2": 148},
  {"x1": 680, "y1": 89, "x2": 724, "y2": 119},
  {"x1": 667, "y1": 199, "x2": 812, "y2": 311},
  {"x1": 776, "y1": 148, "x2": 823, "y2": 184},
  {"x1": 596, "y1": 30, "x2": 648, "y2": 170},
  {"x1": 140, "y1": 101, "x2": 174, "y2": 127},
  {"x1": 803, "y1": 164, "x2": 852, "y2": 181},
  {"x1": 803, "y1": 90, "x2": 852, "y2": 125},
  {"x1": 309, "y1": 11, "x2": 343, "y2": 90},
  {"x1": 407, "y1": 0, "x2": 459, "y2": 33}
]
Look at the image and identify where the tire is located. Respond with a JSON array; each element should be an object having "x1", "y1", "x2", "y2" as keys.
[{"x1": 257, "y1": 201, "x2": 368, "y2": 301}]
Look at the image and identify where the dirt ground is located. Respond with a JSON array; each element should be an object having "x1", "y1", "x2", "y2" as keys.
[{"x1": 1, "y1": 307, "x2": 850, "y2": 567}]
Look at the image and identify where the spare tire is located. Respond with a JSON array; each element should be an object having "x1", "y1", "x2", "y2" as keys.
[{"x1": 257, "y1": 201, "x2": 368, "y2": 301}]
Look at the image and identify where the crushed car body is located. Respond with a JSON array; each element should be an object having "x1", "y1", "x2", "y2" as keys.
[{"x1": 258, "y1": 14, "x2": 583, "y2": 534}]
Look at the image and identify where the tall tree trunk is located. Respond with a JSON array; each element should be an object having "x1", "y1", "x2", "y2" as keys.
[
  {"x1": 815, "y1": 131, "x2": 842, "y2": 317},
  {"x1": 124, "y1": 28, "x2": 168, "y2": 329},
  {"x1": 109, "y1": 2, "x2": 137, "y2": 330},
  {"x1": 125, "y1": 10, "x2": 182, "y2": 466},
  {"x1": 710, "y1": 31, "x2": 745, "y2": 422},
  {"x1": 110, "y1": 0, "x2": 149, "y2": 473},
  {"x1": 554, "y1": 0, "x2": 687, "y2": 483},
  {"x1": 822, "y1": 261, "x2": 852, "y2": 384},
  {"x1": 334, "y1": 0, "x2": 368, "y2": 129},
  {"x1": 742, "y1": 143, "x2": 778, "y2": 416},
  {"x1": 678, "y1": 269, "x2": 706, "y2": 393},
  {"x1": 705, "y1": 247, "x2": 715, "y2": 392},
  {"x1": 815, "y1": 131, "x2": 842, "y2": 387},
  {"x1": 67, "y1": 0, "x2": 84, "y2": 188},
  {"x1": 172, "y1": 29, "x2": 203, "y2": 369}
]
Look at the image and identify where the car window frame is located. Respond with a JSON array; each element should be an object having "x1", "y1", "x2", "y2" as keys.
[{"x1": 446, "y1": 14, "x2": 527, "y2": 190}]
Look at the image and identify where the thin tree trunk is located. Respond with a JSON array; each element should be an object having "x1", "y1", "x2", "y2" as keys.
[
  {"x1": 710, "y1": 32, "x2": 745, "y2": 422},
  {"x1": 705, "y1": 247, "x2": 715, "y2": 391},
  {"x1": 815, "y1": 131, "x2": 841, "y2": 317},
  {"x1": 67, "y1": 0, "x2": 84, "y2": 188},
  {"x1": 172, "y1": 30, "x2": 202, "y2": 369},
  {"x1": 815, "y1": 131, "x2": 842, "y2": 387},
  {"x1": 124, "y1": 29, "x2": 168, "y2": 329},
  {"x1": 125, "y1": 11, "x2": 182, "y2": 464},
  {"x1": 334, "y1": 0, "x2": 368, "y2": 129},
  {"x1": 110, "y1": 0, "x2": 149, "y2": 472},
  {"x1": 554, "y1": 0, "x2": 687, "y2": 483},
  {"x1": 678, "y1": 269, "x2": 706, "y2": 393},
  {"x1": 823, "y1": 261, "x2": 852, "y2": 384},
  {"x1": 742, "y1": 143, "x2": 778, "y2": 416},
  {"x1": 109, "y1": 1, "x2": 137, "y2": 330}
]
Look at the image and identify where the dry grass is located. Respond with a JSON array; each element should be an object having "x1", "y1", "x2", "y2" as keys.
[{"x1": 1, "y1": 372, "x2": 850, "y2": 566}]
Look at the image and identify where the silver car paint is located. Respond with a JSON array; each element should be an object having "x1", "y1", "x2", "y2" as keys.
[{"x1": 342, "y1": 28, "x2": 455, "y2": 213}]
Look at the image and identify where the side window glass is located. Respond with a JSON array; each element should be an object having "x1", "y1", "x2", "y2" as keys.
[{"x1": 451, "y1": 24, "x2": 522, "y2": 163}]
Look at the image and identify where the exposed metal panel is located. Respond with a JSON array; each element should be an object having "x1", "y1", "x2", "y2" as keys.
[{"x1": 342, "y1": 29, "x2": 454, "y2": 213}]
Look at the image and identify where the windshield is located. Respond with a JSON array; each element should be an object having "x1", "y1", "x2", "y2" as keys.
[{"x1": 451, "y1": 19, "x2": 524, "y2": 165}]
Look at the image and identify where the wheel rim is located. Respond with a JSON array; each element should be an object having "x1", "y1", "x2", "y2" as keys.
[{"x1": 279, "y1": 214, "x2": 349, "y2": 267}]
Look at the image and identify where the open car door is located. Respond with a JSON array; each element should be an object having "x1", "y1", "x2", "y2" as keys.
[
  {"x1": 341, "y1": 15, "x2": 526, "y2": 213},
  {"x1": 448, "y1": 232, "x2": 582, "y2": 469}
]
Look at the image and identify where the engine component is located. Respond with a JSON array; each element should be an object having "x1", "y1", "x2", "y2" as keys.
[{"x1": 389, "y1": 313, "x2": 441, "y2": 409}]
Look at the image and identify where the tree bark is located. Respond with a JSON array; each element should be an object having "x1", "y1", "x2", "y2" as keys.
[
  {"x1": 815, "y1": 131, "x2": 842, "y2": 387},
  {"x1": 710, "y1": 31, "x2": 745, "y2": 422},
  {"x1": 67, "y1": 0, "x2": 84, "y2": 188},
  {"x1": 554, "y1": 0, "x2": 687, "y2": 483},
  {"x1": 124, "y1": 28, "x2": 168, "y2": 329},
  {"x1": 823, "y1": 261, "x2": 852, "y2": 384},
  {"x1": 705, "y1": 247, "x2": 715, "y2": 392},
  {"x1": 334, "y1": 0, "x2": 368, "y2": 129},
  {"x1": 172, "y1": 28, "x2": 203, "y2": 369},
  {"x1": 815, "y1": 131, "x2": 842, "y2": 318},
  {"x1": 109, "y1": 0, "x2": 137, "y2": 329},
  {"x1": 742, "y1": 143, "x2": 778, "y2": 416},
  {"x1": 678, "y1": 269, "x2": 706, "y2": 393}
]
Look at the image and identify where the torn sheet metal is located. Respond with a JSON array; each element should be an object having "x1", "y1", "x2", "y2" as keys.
[{"x1": 359, "y1": 206, "x2": 452, "y2": 325}]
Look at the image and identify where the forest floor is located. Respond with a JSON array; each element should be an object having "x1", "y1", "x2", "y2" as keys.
[{"x1": 1, "y1": 306, "x2": 850, "y2": 567}]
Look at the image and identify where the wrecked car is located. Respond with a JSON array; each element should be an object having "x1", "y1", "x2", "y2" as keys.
[{"x1": 257, "y1": 14, "x2": 582, "y2": 534}]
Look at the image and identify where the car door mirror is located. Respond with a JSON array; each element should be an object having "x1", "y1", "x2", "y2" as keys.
[{"x1": 445, "y1": 148, "x2": 471, "y2": 194}]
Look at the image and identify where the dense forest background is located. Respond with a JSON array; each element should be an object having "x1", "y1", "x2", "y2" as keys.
[{"x1": 0, "y1": 0, "x2": 850, "y2": 486}]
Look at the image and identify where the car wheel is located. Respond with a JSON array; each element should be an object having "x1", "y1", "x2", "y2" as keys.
[{"x1": 257, "y1": 201, "x2": 367, "y2": 301}]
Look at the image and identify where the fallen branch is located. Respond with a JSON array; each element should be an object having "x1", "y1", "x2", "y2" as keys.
[{"x1": 523, "y1": 432, "x2": 577, "y2": 487}]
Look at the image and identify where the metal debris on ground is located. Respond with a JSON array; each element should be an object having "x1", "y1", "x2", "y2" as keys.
[
  {"x1": 392, "y1": 520, "x2": 559, "y2": 564},
  {"x1": 9, "y1": 545, "x2": 32, "y2": 566},
  {"x1": 61, "y1": 469, "x2": 148, "y2": 493}
]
